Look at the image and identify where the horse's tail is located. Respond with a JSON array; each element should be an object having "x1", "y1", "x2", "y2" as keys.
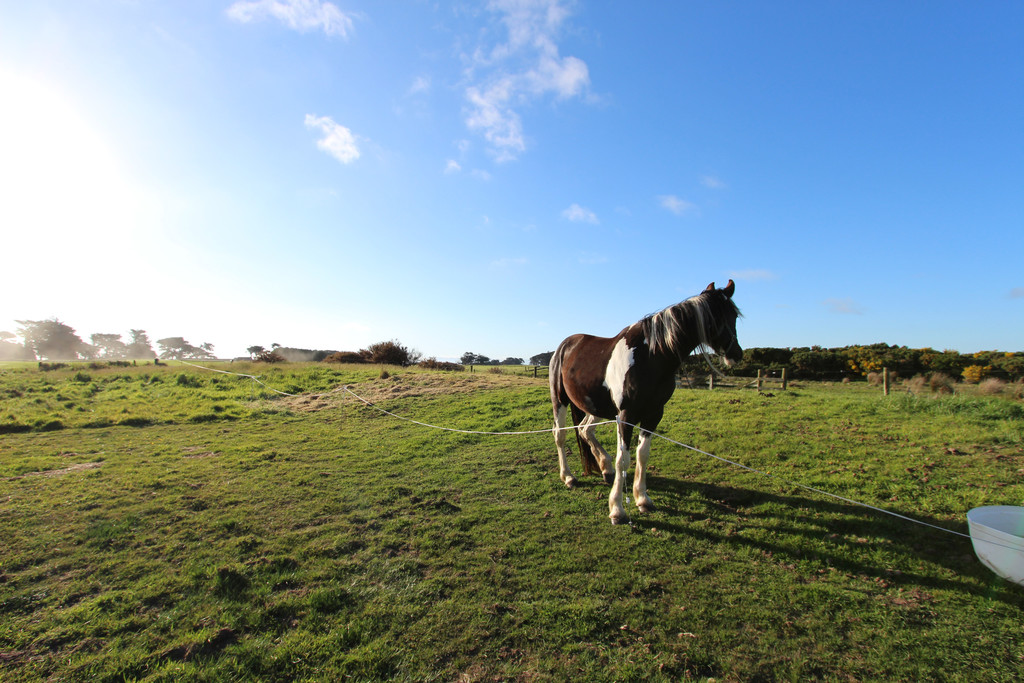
[
  {"x1": 550, "y1": 338, "x2": 600, "y2": 478},
  {"x1": 570, "y1": 402, "x2": 601, "y2": 476}
]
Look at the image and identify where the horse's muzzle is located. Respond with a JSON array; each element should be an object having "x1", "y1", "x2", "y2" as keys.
[{"x1": 722, "y1": 340, "x2": 743, "y2": 366}]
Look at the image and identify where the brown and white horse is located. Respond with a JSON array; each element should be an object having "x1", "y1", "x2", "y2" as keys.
[{"x1": 549, "y1": 280, "x2": 742, "y2": 524}]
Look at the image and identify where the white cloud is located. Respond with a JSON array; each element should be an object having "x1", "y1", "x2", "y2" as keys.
[
  {"x1": 701, "y1": 175, "x2": 727, "y2": 189},
  {"x1": 465, "y1": 80, "x2": 525, "y2": 161},
  {"x1": 409, "y1": 76, "x2": 431, "y2": 96},
  {"x1": 562, "y1": 203, "x2": 598, "y2": 224},
  {"x1": 444, "y1": 159, "x2": 462, "y2": 174},
  {"x1": 658, "y1": 195, "x2": 696, "y2": 216},
  {"x1": 823, "y1": 298, "x2": 865, "y2": 315},
  {"x1": 226, "y1": 0, "x2": 354, "y2": 37},
  {"x1": 304, "y1": 114, "x2": 360, "y2": 164},
  {"x1": 729, "y1": 269, "x2": 778, "y2": 282},
  {"x1": 464, "y1": 0, "x2": 590, "y2": 161}
]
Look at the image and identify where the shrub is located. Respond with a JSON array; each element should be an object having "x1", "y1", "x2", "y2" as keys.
[
  {"x1": 905, "y1": 375, "x2": 928, "y2": 395},
  {"x1": 418, "y1": 357, "x2": 465, "y2": 372},
  {"x1": 72, "y1": 372, "x2": 92, "y2": 383},
  {"x1": 867, "y1": 372, "x2": 883, "y2": 386},
  {"x1": 253, "y1": 350, "x2": 285, "y2": 363},
  {"x1": 961, "y1": 365, "x2": 991, "y2": 384},
  {"x1": 978, "y1": 378, "x2": 1006, "y2": 395},
  {"x1": 929, "y1": 373, "x2": 954, "y2": 394},
  {"x1": 323, "y1": 351, "x2": 365, "y2": 364},
  {"x1": 361, "y1": 340, "x2": 420, "y2": 366}
]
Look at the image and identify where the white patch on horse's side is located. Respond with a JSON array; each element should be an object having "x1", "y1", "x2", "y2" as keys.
[{"x1": 603, "y1": 337, "x2": 635, "y2": 410}]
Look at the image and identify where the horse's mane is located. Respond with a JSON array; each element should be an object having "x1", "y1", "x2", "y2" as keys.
[{"x1": 639, "y1": 291, "x2": 740, "y2": 363}]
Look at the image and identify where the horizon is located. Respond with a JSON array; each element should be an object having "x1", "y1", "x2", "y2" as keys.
[
  {"x1": 2, "y1": 1, "x2": 1022, "y2": 360},
  {"x1": 3, "y1": 316, "x2": 1021, "y2": 364}
]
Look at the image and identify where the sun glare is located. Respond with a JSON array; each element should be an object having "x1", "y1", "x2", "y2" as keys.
[{"x1": 0, "y1": 68, "x2": 161, "y2": 319}]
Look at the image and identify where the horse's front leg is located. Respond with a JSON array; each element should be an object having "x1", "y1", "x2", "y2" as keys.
[
  {"x1": 634, "y1": 429, "x2": 655, "y2": 513},
  {"x1": 608, "y1": 418, "x2": 633, "y2": 524}
]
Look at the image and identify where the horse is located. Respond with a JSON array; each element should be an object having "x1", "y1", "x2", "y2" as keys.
[{"x1": 549, "y1": 280, "x2": 742, "y2": 524}]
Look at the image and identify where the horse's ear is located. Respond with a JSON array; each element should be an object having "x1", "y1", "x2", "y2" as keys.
[
  {"x1": 704, "y1": 282, "x2": 715, "y2": 293},
  {"x1": 723, "y1": 279, "x2": 735, "y2": 298}
]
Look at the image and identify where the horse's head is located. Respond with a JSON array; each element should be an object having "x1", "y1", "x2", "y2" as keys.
[{"x1": 702, "y1": 280, "x2": 743, "y2": 366}]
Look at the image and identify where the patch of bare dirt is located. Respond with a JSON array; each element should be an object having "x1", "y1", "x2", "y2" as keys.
[
  {"x1": 267, "y1": 371, "x2": 543, "y2": 412},
  {"x1": 21, "y1": 462, "x2": 103, "y2": 478},
  {"x1": 279, "y1": 393, "x2": 337, "y2": 412},
  {"x1": 343, "y1": 371, "x2": 542, "y2": 405},
  {"x1": 181, "y1": 446, "x2": 219, "y2": 459}
]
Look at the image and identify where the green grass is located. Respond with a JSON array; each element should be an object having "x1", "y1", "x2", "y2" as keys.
[{"x1": 1, "y1": 363, "x2": 1023, "y2": 681}]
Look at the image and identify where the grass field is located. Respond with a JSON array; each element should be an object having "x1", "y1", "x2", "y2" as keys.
[{"x1": 2, "y1": 361, "x2": 1023, "y2": 681}]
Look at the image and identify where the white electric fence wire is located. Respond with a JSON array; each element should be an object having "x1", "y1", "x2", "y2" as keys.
[
  {"x1": 340, "y1": 385, "x2": 616, "y2": 435},
  {"x1": 178, "y1": 360, "x2": 305, "y2": 397},
  {"x1": 177, "y1": 361, "x2": 1020, "y2": 552}
]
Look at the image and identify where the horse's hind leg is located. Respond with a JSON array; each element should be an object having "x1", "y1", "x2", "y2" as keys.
[
  {"x1": 553, "y1": 403, "x2": 577, "y2": 488},
  {"x1": 579, "y1": 414, "x2": 615, "y2": 485}
]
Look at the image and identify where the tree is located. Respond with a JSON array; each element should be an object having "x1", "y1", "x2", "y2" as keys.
[
  {"x1": 530, "y1": 351, "x2": 554, "y2": 366},
  {"x1": 91, "y1": 333, "x2": 129, "y2": 360},
  {"x1": 247, "y1": 345, "x2": 266, "y2": 360},
  {"x1": 157, "y1": 337, "x2": 215, "y2": 360},
  {"x1": 16, "y1": 319, "x2": 87, "y2": 360},
  {"x1": 126, "y1": 329, "x2": 155, "y2": 359},
  {"x1": 157, "y1": 337, "x2": 189, "y2": 360},
  {"x1": 500, "y1": 357, "x2": 524, "y2": 365},
  {"x1": 0, "y1": 330, "x2": 32, "y2": 361}
]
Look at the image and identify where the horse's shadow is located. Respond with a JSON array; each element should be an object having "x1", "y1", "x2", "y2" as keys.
[{"x1": 583, "y1": 474, "x2": 1022, "y2": 603}]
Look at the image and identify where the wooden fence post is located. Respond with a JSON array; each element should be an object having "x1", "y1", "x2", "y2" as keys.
[
  {"x1": 883, "y1": 367, "x2": 890, "y2": 396},
  {"x1": 756, "y1": 369, "x2": 763, "y2": 392},
  {"x1": 709, "y1": 373, "x2": 715, "y2": 390},
  {"x1": 782, "y1": 367, "x2": 789, "y2": 390}
]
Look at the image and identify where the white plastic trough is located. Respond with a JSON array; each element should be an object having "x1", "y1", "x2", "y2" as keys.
[{"x1": 967, "y1": 506, "x2": 1024, "y2": 587}]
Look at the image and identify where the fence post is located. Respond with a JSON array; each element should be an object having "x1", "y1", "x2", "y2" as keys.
[
  {"x1": 709, "y1": 372, "x2": 715, "y2": 390},
  {"x1": 883, "y1": 367, "x2": 890, "y2": 396},
  {"x1": 756, "y1": 369, "x2": 763, "y2": 392},
  {"x1": 781, "y1": 367, "x2": 789, "y2": 390}
]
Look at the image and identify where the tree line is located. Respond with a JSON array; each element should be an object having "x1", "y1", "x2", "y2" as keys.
[
  {"x1": 681, "y1": 343, "x2": 1024, "y2": 383},
  {"x1": 460, "y1": 352, "x2": 553, "y2": 366},
  {"x1": 0, "y1": 319, "x2": 214, "y2": 361},
  {"x1": 5, "y1": 320, "x2": 1022, "y2": 384}
]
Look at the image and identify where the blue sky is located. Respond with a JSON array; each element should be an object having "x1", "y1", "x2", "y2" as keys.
[{"x1": 1, "y1": 0, "x2": 1021, "y2": 360}]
